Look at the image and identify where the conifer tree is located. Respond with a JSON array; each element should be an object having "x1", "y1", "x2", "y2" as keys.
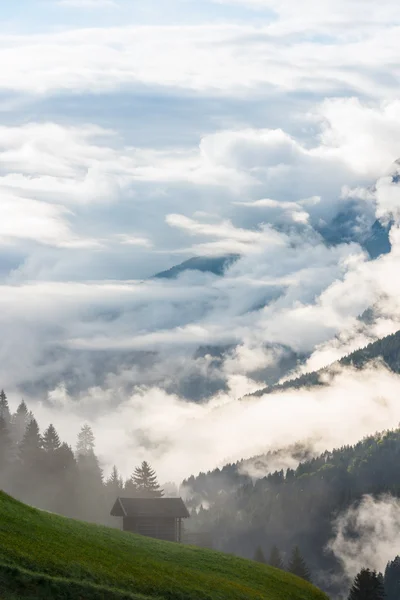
[
  {"x1": 106, "y1": 465, "x2": 123, "y2": 495},
  {"x1": 75, "y1": 424, "x2": 105, "y2": 522},
  {"x1": 50, "y1": 443, "x2": 78, "y2": 518},
  {"x1": 131, "y1": 461, "x2": 164, "y2": 497},
  {"x1": 12, "y1": 400, "x2": 30, "y2": 443},
  {"x1": 76, "y1": 424, "x2": 95, "y2": 456},
  {"x1": 16, "y1": 418, "x2": 44, "y2": 505},
  {"x1": 348, "y1": 568, "x2": 385, "y2": 600},
  {"x1": 43, "y1": 424, "x2": 61, "y2": 452},
  {"x1": 19, "y1": 419, "x2": 42, "y2": 467},
  {"x1": 0, "y1": 390, "x2": 10, "y2": 425},
  {"x1": 269, "y1": 545, "x2": 284, "y2": 570},
  {"x1": 288, "y1": 546, "x2": 311, "y2": 582},
  {"x1": 384, "y1": 557, "x2": 400, "y2": 600},
  {"x1": 0, "y1": 416, "x2": 12, "y2": 475},
  {"x1": 254, "y1": 545, "x2": 266, "y2": 564}
]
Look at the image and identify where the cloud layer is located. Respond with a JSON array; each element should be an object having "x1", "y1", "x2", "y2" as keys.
[{"x1": 1, "y1": 0, "x2": 400, "y2": 481}]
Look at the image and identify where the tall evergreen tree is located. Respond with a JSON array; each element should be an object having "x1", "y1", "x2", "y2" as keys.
[
  {"x1": 131, "y1": 461, "x2": 164, "y2": 497},
  {"x1": 0, "y1": 416, "x2": 12, "y2": 477},
  {"x1": 348, "y1": 568, "x2": 385, "y2": 600},
  {"x1": 19, "y1": 419, "x2": 42, "y2": 467},
  {"x1": 76, "y1": 424, "x2": 95, "y2": 456},
  {"x1": 106, "y1": 465, "x2": 123, "y2": 495},
  {"x1": 0, "y1": 390, "x2": 10, "y2": 425},
  {"x1": 384, "y1": 556, "x2": 400, "y2": 600},
  {"x1": 288, "y1": 546, "x2": 311, "y2": 582},
  {"x1": 254, "y1": 545, "x2": 266, "y2": 564},
  {"x1": 16, "y1": 418, "x2": 44, "y2": 506},
  {"x1": 269, "y1": 545, "x2": 284, "y2": 570},
  {"x1": 50, "y1": 443, "x2": 78, "y2": 518},
  {"x1": 75, "y1": 424, "x2": 105, "y2": 523},
  {"x1": 43, "y1": 424, "x2": 61, "y2": 452},
  {"x1": 11, "y1": 400, "x2": 30, "y2": 443}
]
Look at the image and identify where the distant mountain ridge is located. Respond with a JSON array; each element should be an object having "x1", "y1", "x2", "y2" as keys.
[
  {"x1": 153, "y1": 254, "x2": 240, "y2": 279},
  {"x1": 246, "y1": 329, "x2": 400, "y2": 398}
]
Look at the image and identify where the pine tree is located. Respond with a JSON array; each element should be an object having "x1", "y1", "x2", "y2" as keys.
[
  {"x1": 269, "y1": 545, "x2": 284, "y2": 570},
  {"x1": 131, "y1": 461, "x2": 164, "y2": 497},
  {"x1": 76, "y1": 424, "x2": 95, "y2": 456},
  {"x1": 106, "y1": 465, "x2": 123, "y2": 495},
  {"x1": 348, "y1": 568, "x2": 385, "y2": 600},
  {"x1": 0, "y1": 416, "x2": 12, "y2": 475},
  {"x1": 384, "y1": 557, "x2": 400, "y2": 600},
  {"x1": 0, "y1": 390, "x2": 10, "y2": 425},
  {"x1": 51, "y1": 443, "x2": 78, "y2": 518},
  {"x1": 42, "y1": 424, "x2": 61, "y2": 452},
  {"x1": 16, "y1": 418, "x2": 44, "y2": 506},
  {"x1": 75, "y1": 425, "x2": 105, "y2": 523},
  {"x1": 254, "y1": 545, "x2": 266, "y2": 563},
  {"x1": 11, "y1": 400, "x2": 30, "y2": 443},
  {"x1": 19, "y1": 419, "x2": 42, "y2": 467},
  {"x1": 288, "y1": 546, "x2": 311, "y2": 582}
]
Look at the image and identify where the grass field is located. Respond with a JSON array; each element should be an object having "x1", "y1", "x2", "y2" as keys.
[{"x1": 0, "y1": 492, "x2": 328, "y2": 600}]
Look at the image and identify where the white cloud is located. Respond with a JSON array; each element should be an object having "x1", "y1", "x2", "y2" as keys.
[
  {"x1": 0, "y1": 21, "x2": 397, "y2": 99},
  {"x1": 2, "y1": 0, "x2": 400, "y2": 486},
  {"x1": 329, "y1": 495, "x2": 400, "y2": 585},
  {"x1": 19, "y1": 364, "x2": 400, "y2": 483}
]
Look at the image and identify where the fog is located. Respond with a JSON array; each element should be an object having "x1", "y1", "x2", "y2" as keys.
[
  {"x1": 329, "y1": 495, "x2": 400, "y2": 586},
  {"x1": 2, "y1": 0, "x2": 400, "y2": 516}
]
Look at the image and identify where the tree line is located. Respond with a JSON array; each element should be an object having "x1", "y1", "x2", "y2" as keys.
[
  {"x1": 246, "y1": 327, "x2": 400, "y2": 398},
  {"x1": 346, "y1": 558, "x2": 400, "y2": 600},
  {"x1": 0, "y1": 390, "x2": 163, "y2": 525},
  {"x1": 184, "y1": 426, "x2": 400, "y2": 596},
  {"x1": 254, "y1": 544, "x2": 311, "y2": 582},
  {"x1": 254, "y1": 543, "x2": 400, "y2": 599}
]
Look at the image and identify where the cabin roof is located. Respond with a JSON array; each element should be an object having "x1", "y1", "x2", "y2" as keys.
[{"x1": 110, "y1": 497, "x2": 190, "y2": 519}]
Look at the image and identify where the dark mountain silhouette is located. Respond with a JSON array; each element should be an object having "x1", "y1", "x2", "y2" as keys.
[
  {"x1": 153, "y1": 255, "x2": 240, "y2": 279},
  {"x1": 245, "y1": 329, "x2": 400, "y2": 398}
]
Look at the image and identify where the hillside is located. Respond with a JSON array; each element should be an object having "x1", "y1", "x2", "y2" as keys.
[
  {"x1": 247, "y1": 329, "x2": 400, "y2": 398},
  {"x1": 0, "y1": 492, "x2": 327, "y2": 600},
  {"x1": 153, "y1": 254, "x2": 240, "y2": 279},
  {"x1": 185, "y1": 427, "x2": 400, "y2": 595}
]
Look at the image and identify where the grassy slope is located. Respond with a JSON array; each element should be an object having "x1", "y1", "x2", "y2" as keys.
[{"x1": 0, "y1": 493, "x2": 328, "y2": 600}]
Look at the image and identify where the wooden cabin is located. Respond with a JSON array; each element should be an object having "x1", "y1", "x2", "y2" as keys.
[{"x1": 110, "y1": 497, "x2": 190, "y2": 543}]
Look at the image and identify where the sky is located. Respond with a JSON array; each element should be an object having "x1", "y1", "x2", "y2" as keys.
[{"x1": 1, "y1": 0, "x2": 400, "y2": 482}]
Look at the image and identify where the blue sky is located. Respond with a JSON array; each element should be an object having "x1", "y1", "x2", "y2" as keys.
[{"x1": 3, "y1": 0, "x2": 273, "y2": 32}]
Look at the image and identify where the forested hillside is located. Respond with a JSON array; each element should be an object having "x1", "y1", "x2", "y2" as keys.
[
  {"x1": 184, "y1": 427, "x2": 400, "y2": 594},
  {"x1": 247, "y1": 329, "x2": 400, "y2": 397}
]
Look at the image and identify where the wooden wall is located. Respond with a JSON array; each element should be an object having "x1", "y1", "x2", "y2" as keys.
[{"x1": 123, "y1": 517, "x2": 181, "y2": 542}]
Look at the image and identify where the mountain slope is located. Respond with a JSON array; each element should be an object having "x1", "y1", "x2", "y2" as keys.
[
  {"x1": 185, "y1": 426, "x2": 400, "y2": 596},
  {"x1": 0, "y1": 492, "x2": 327, "y2": 600},
  {"x1": 247, "y1": 329, "x2": 400, "y2": 397},
  {"x1": 153, "y1": 254, "x2": 240, "y2": 279}
]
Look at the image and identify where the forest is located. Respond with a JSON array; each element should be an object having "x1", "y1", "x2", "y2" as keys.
[
  {"x1": 183, "y1": 426, "x2": 400, "y2": 595},
  {"x1": 247, "y1": 328, "x2": 400, "y2": 398},
  {"x1": 2, "y1": 386, "x2": 400, "y2": 597},
  {"x1": 0, "y1": 390, "x2": 165, "y2": 527}
]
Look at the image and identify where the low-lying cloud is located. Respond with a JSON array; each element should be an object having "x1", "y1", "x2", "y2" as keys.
[
  {"x1": 1, "y1": 0, "x2": 400, "y2": 494},
  {"x1": 9, "y1": 363, "x2": 400, "y2": 484},
  {"x1": 329, "y1": 495, "x2": 400, "y2": 585}
]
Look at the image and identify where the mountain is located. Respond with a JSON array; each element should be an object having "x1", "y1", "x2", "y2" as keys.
[
  {"x1": 153, "y1": 254, "x2": 240, "y2": 279},
  {"x1": 245, "y1": 329, "x2": 400, "y2": 397},
  {"x1": 363, "y1": 218, "x2": 392, "y2": 259},
  {"x1": 0, "y1": 492, "x2": 327, "y2": 600},
  {"x1": 184, "y1": 426, "x2": 400, "y2": 596},
  {"x1": 319, "y1": 210, "x2": 392, "y2": 260}
]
